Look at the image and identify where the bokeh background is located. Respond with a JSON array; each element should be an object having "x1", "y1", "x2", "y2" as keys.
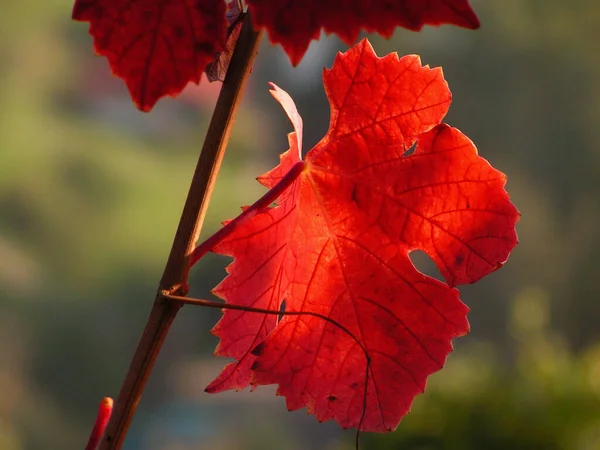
[{"x1": 2, "y1": 1, "x2": 600, "y2": 449}]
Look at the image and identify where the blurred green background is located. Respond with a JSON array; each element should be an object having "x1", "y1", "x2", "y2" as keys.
[{"x1": 2, "y1": 1, "x2": 600, "y2": 449}]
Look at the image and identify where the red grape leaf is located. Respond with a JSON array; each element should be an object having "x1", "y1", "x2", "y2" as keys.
[
  {"x1": 206, "y1": 1, "x2": 245, "y2": 82},
  {"x1": 73, "y1": 0, "x2": 480, "y2": 109},
  {"x1": 247, "y1": 0, "x2": 480, "y2": 66},
  {"x1": 204, "y1": 39, "x2": 519, "y2": 432},
  {"x1": 72, "y1": 0, "x2": 227, "y2": 111}
]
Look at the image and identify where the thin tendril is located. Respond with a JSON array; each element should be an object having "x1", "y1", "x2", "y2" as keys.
[{"x1": 161, "y1": 291, "x2": 372, "y2": 448}]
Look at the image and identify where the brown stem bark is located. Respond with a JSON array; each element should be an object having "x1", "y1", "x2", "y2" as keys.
[{"x1": 98, "y1": 14, "x2": 262, "y2": 449}]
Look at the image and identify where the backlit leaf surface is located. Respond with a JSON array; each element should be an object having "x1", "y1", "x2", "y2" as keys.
[
  {"x1": 72, "y1": 0, "x2": 227, "y2": 111},
  {"x1": 205, "y1": 39, "x2": 519, "y2": 432},
  {"x1": 247, "y1": 0, "x2": 480, "y2": 65},
  {"x1": 73, "y1": 0, "x2": 479, "y2": 110}
]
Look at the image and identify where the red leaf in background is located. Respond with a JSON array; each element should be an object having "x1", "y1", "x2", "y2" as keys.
[
  {"x1": 204, "y1": 39, "x2": 518, "y2": 431},
  {"x1": 247, "y1": 0, "x2": 480, "y2": 65},
  {"x1": 206, "y1": 0, "x2": 245, "y2": 82},
  {"x1": 73, "y1": 0, "x2": 481, "y2": 109},
  {"x1": 72, "y1": 0, "x2": 227, "y2": 111}
]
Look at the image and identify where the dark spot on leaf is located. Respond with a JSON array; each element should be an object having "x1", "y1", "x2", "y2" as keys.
[
  {"x1": 351, "y1": 185, "x2": 359, "y2": 204},
  {"x1": 142, "y1": 10, "x2": 154, "y2": 21},
  {"x1": 195, "y1": 0, "x2": 212, "y2": 14},
  {"x1": 328, "y1": 395, "x2": 337, "y2": 402},
  {"x1": 251, "y1": 342, "x2": 265, "y2": 356},
  {"x1": 195, "y1": 41, "x2": 215, "y2": 54},
  {"x1": 278, "y1": 299, "x2": 286, "y2": 323},
  {"x1": 173, "y1": 26, "x2": 185, "y2": 39}
]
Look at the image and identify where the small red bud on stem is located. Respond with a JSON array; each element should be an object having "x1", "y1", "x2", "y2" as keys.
[{"x1": 85, "y1": 397, "x2": 113, "y2": 450}]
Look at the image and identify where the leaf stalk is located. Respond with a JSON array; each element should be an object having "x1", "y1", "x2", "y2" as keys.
[{"x1": 188, "y1": 160, "x2": 305, "y2": 267}]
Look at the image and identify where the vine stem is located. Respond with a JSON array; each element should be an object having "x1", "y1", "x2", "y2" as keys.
[{"x1": 98, "y1": 13, "x2": 262, "y2": 450}]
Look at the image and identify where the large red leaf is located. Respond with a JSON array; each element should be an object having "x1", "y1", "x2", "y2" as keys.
[
  {"x1": 247, "y1": 0, "x2": 480, "y2": 65},
  {"x1": 72, "y1": 0, "x2": 227, "y2": 111},
  {"x1": 204, "y1": 39, "x2": 518, "y2": 432},
  {"x1": 73, "y1": 0, "x2": 480, "y2": 110}
]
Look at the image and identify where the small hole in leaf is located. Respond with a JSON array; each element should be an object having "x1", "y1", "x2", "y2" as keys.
[
  {"x1": 409, "y1": 250, "x2": 443, "y2": 282},
  {"x1": 403, "y1": 142, "x2": 417, "y2": 157},
  {"x1": 277, "y1": 299, "x2": 286, "y2": 323}
]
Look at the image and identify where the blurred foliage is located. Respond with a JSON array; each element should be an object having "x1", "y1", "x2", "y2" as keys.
[
  {"x1": 1, "y1": 0, "x2": 600, "y2": 449},
  {"x1": 365, "y1": 290, "x2": 600, "y2": 450}
]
